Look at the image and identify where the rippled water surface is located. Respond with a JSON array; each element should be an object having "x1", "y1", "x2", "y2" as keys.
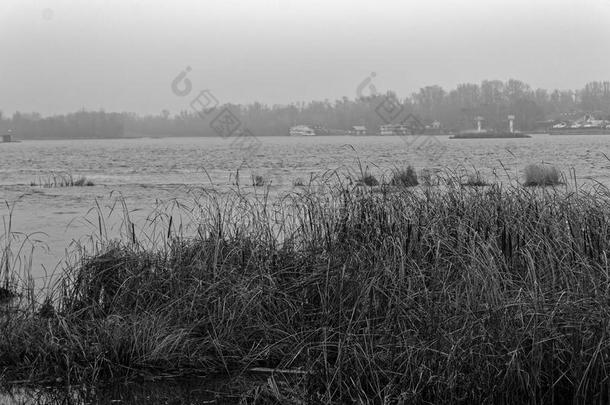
[{"x1": 1, "y1": 134, "x2": 609, "y2": 282}]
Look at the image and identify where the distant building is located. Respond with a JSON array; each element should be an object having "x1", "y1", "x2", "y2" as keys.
[
  {"x1": 551, "y1": 113, "x2": 610, "y2": 129},
  {"x1": 423, "y1": 120, "x2": 447, "y2": 135},
  {"x1": 352, "y1": 126, "x2": 367, "y2": 135},
  {"x1": 289, "y1": 125, "x2": 316, "y2": 136},
  {"x1": 379, "y1": 124, "x2": 414, "y2": 135}
]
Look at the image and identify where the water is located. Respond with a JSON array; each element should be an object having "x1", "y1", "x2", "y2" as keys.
[
  {"x1": 1, "y1": 134, "x2": 609, "y2": 283},
  {"x1": 0, "y1": 377, "x2": 247, "y2": 404}
]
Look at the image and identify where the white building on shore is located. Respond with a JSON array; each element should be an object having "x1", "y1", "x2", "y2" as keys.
[{"x1": 289, "y1": 125, "x2": 316, "y2": 136}]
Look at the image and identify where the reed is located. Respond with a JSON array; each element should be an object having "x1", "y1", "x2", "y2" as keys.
[
  {"x1": 356, "y1": 172, "x2": 379, "y2": 186},
  {"x1": 30, "y1": 173, "x2": 94, "y2": 188},
  {"x1": 251, "y1": 174, "x2": 266, "y2": 187},
  {"x1": 461, "y1": 171, "x2": 488, "y2": 187},
  {"x1": 388, "y1": 166, "x2": 418, "y2": 187},
  {"x1": 2, "y1": 174, "x2": 610, "y2": 403},
  {"x1": 523, "y1": 164, "x2": 562, "y2": 186}
]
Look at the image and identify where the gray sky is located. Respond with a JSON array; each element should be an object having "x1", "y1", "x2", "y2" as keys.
[{"x1": 1, "y1": 0, "x2": 609, "y2": 115}]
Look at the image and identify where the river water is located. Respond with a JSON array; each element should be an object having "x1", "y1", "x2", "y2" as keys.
[{"x1": 1, "y1": 134, "x2": 609, "y2": 284}]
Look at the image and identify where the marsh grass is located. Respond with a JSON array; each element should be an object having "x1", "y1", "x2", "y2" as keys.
[
  {"x1": 31, "y1": 173, "x2": 94, "y2": 188},
  {"x1": 461, "y1": 171, "x2": 488, "y2": 187},
  {"x1": 419, "y1": 168, "x2": 439, "y2": 186},
  {"x1": 3, "y1": 173, "x2": 610, "y2": 403},
  {"x1": 0, "y1": 286, "x2": 15, "y2": 302},
  {"x1": 1, "y1": 202, "x2": 38, "y2": 304},
  {"x1": 356, "y1": 172, "x2": 379, "y2": 186},
  {"x1": 251, "y1": 174, "x2": 266, "y2": 187},
  {"x1": 354, "y1": 159, "x2": 379, "y2": 187},
  {"x1": 388, "y1": 166, "x2": 418, "y2": 187},
  {"x1": 523, "y1": 164, "x2": 562, "y2": 187}
]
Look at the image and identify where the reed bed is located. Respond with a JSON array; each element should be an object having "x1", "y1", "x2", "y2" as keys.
[
  {"x1": 251, "y1": 174, "x2": 266, "y2": 187},
  {"x1": 388, "y1": 166, "x2": 418, "y2": 187},
  {"x1": 461, "y1": 171, "x2": 488, "y2": 187},
  {"x1": 356, "y1": 172, "x2": 379, "y2": 186},
  {"x1": 2, "y1": 172, "x2": 610, "y2": 403},
  {"x1": 30, "y1": 173, "x2": 94, "y2": 188},
  {"x1": 524, "y1": 164, "x2": 562, "y2": 187}
]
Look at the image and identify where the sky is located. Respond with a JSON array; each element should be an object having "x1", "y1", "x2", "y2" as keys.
[{"x1": 1, "y1": 0, "x2": 609, "y2": 116}]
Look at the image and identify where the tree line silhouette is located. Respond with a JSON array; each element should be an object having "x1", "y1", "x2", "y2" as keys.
[{"x1": 2, "y1": 79, "x2": 609, "y2": 139}]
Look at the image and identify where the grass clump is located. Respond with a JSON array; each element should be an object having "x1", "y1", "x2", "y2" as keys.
[
  {"x1": 251, "y1": 174, "x2": 266, "y2": 187},
  {"x1": 419, "y1": 168, "x2": 438, "y2": 186},
  {"x1": 523, "y1": 164, "x2": 562, "y2": 186},
  {"x1": 461, "y1": 171, "x2": 488, "y2": 187},
  {"x1": 0, "y1": 286, "x2": 15, "y2": 302},
  {"x1": 389, "y1": 166, "x2": 418, "y2": 187},
  {"x1": 31, "y1": 173, "x2": 94, "y2": 188},
  {"x1": 3, "y1": 180, "x2": 610, "y2": 403},
  {"x1": 356, "y1": 172, "x2": 379, "y2": 186},
  {"x1": 293, "y1": 177, "x2": 305, "y2": 187}
]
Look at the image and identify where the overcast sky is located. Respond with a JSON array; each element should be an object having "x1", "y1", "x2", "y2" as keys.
[{"x1": 1, "y1": 0, "x2": 609, "y2": 116}]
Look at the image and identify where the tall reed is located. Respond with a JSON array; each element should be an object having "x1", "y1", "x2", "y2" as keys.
[
  {"x1": 30, "y1": 173, "x2": 94, "y2": 188},
  {"x1": 2, "y1": 174, "x2": 610, "y2": 403}
]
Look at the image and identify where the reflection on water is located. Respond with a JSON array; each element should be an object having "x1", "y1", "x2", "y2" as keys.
[{"x1": 0, "y1": 134, "x2": 609, "y2": 282}]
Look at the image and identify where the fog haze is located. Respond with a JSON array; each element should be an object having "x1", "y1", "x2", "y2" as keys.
[{"x1": 1, "y1": 0, "x2": 609, "y2": 115}]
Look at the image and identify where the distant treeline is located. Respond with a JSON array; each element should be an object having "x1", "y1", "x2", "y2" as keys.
[
  {"x1": 2, "y1": 79, "x2": 610, "y2": 139},
  {"x1": 0, "y1": 110, "x2": 125, "y2": 139}
]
